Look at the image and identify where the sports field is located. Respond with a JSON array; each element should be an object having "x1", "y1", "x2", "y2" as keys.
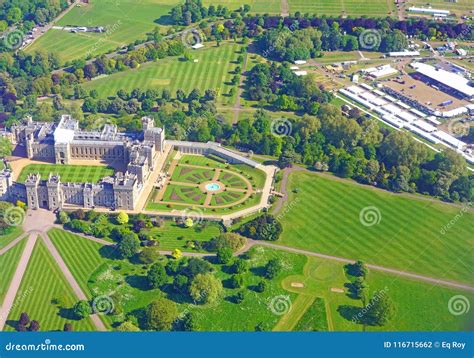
[
  {"x1": 276, "y1": 171, "x2": 473, "y2": 284},
  {"x1": 83, "y1": 43, "x2": 242, "y2": 105},
  {"x1": 280, "y1": 256, "x2": 474, "y2": 331},
  {"x1": 17, "y1": 164, "x2": 114, "y2": 184},
  {"x1": 202, "y1": 0, "x2": 281, "y2": 13},
  {"x1": 0, "y1": 239, "x2": 26, "y2": 303},
  {"x1": 26, "y1": 0, "x2": 179, "y2": 63},
  {"x1": 5, "y1": 240, "x2": 96, "y2": 331},
  {"x1": 288, "y1": 0, "x2": 396, "y2": 17}
]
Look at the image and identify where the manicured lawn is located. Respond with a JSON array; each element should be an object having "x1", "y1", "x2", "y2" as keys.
[
  {"x1": 288, "y1": 0, "x2": 396, "y2": 17},
  {"x1": 405, "y1": 0, "x2": 472, "y2": 16},
  {"x1": 281, "y1": 257, "x2": 474, "y2": 331},
  {"x1": 162, "y1": 184, "x2": 207, "y2": 205},
  {"x1": 293, "y1": 297, "x2": 328, "y2": 331},
  {"x1": 5, "y1": 239, "x2": 96, "y2": 331},
  {"x1": 17, "y1": 164, "x2": 114, "y2": 184},
  {"x1": 83, "y1": 43, "x2": 242, "y2": 105},
  {"x1": 171, "y1": 166, "x2": 215, "y2": 184},
  {"x1": 202, "y1": 0, "x2": 281, "y2": 13},
  {"x1": 0, "y1": 227, "x2": 23, "y2": 249},
  {"x1": 277, "y1": 171, "x2": 473, "y2": 284},
  {"x1": 26, "y1": 0, "x2": 179, "y2": 63},
  {"x1": 0, "y1": 239, "x2": 26, "y2": 303}
]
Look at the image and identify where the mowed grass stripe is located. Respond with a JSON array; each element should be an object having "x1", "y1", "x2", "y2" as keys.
[
  {"x1": 48, "y1": 228, "x2": 105, "y2": 298},
  {"x1": 278, "y1": 171, "x2": 473, "y2": 283},
  {"x1": 6, "y1": 239, "x2": 95, "y2": 331},
  {"x1": 0, "y1": 239, "x2": 27, "y2": 303}
]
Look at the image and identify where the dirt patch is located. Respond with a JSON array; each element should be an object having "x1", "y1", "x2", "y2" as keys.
[
  {"x1": 193, "y1": 195, "x2": 202, "y2": 202},
  {"x1": 331, "y1": 288, "x2": 344, "y2": 293},
  {"x1": 179, "y1": 168, "x2": 193, "y2": 176},
  {"x1": 170, "y1": 190, "x2": 181, "y2": 201},
  {"x1": 215, "y1": 196, "x2": 223, "y2": 204},
  {"x1": 291, "y1": 282, "x2": 304, "y2": 288}
]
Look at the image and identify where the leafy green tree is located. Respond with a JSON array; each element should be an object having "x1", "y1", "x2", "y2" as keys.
[
  {"x1": 216, "y1": 247, "x2": 233, "y2": 264},
  {"x1": 0, "y1": 137, "x2": 12, "y2": 157},
  {"x1": 138, "y1": 247, "x2": 160, "y2": 264},
  {"x1": 264, "y1": 258, "x2": 283, "y2": 279},
  {"x1": 117, "y1": 233, "x2": 140, "y2": 258},
  {"x1": 147, "y1": 262, "x2": 168, "y2": 289},
  {"x1": 229, "y1": 274, "x2": 243, "y2": 288},
  {"x1": 146, "y1": 298, "x2": 178, "y2": 331},
  {"x1": 189, "y1": 273, "x2": 223, "y2": 304},
  {"x1": 116, "y1": 211, "x2": 129, "y2": 225},
  {"x1": 117, "y1": 321, "x2": 140, "y2": 332},
  {"x1": 232, "y1": 259, "x2": 248, "y2": 274},
  {"x1": 363, "y1": 292, "x2": 395, "y2": 326},
  {"x1": 73, "y1": 300, "x2": 92, "y2": 319}
]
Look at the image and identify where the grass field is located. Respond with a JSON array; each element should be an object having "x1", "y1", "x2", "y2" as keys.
[
  {"x1": 17, "y1": 164, "x2": 114, "y2": 184},
  {"x1": 26, "y1": 0, "x2": 179, "y2": 63},
  {"x1": 83, "y1": 43, "x2": 242, "y2": 105},
  {"x1": 0, "y1": 227, "x2": 23, "y2": 249},
  {"x1": 0, "y1": 239, "x2": 26, "y2": 303},
  {"x1": 276, "y1": 171, "x2": 473, "y2": 284},
  {"x1": 288, "y1": 0, "x2": 396, "y2": 16},
  {"x1": 202, "y1": 0, "x2": 281, "y2": 13},
  {"x1": 5, "y1": 239, "x2": 96, "y2": 331},
  {"x1": 280, "y1": 256, "x2": 474, "y2": 331}
]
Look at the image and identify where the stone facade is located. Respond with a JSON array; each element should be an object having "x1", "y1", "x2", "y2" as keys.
[{"x1": 3, "y1": 115, "x2": 165, "y2": 211}]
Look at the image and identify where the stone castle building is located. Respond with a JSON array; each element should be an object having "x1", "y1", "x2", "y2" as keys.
[{"x1": 1, "y1": 115, "x2": 164, "y2": 211}]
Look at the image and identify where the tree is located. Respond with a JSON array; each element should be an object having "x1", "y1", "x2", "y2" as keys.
[
  {"x1": 147, "y1": 262, "x2": 168, "y2": 289},
  {"x1": 117, "y1": 321, "x2": 140, "y2": 332},
  {"x1": 229, "y1": 274, "x2": 243, "y2": 288},
  {"x1": 63, "y1": 323, "x2": 73, "y2": 332},
  {"x1": 184, "y1": 257, "x2": 213, "y2": 278},
  {"x1": 264, "y1": 258, "x2": 283, "y2": 279},
  {"x1": 19, "y1": 312, "x2": 30, "y2": 326},
  {"x1": 189, "y1": 273, "x2": 223, "y2": 304},
  {"x1": 239, "y1": 214, "x2": 282, "y2": 241},
  {"x1": 216, "y1": 247, "x2": 233, "y2": 264},
  {"x1": 348, "y1": 278, "x2": 368, "y2": 302},
  {"x1": 0, "y1": 137, "x2": 12, "y2": 157},
  {"x1": 146, "y1": 298, "x2": 178, "y2": 331},
  {"x1": 73, "y1": 300, "x2": 92, "y2": 319},
  {"x1": 117, "y1": 233, "x2": 140, "y2": 258},
  {"x1": 138, "y1": 247, "x2": 160, "y2": 264},
  {"x1": 116, "y1": 211, "x2": 129, "y2": 225},
  {"x1": 184, "y1": 218, "x2": 194, "y2": 227},
  {"x1": 28, "y1": 320, "x2": 40, "y2": 332},
  {"x1": 172, "y1": 248, "x2": 182, "y2": 259},
  {"x1": 182, "y1": 312, "x2": 195, "y2": 331},
  {"x1": 363, "y1": 292, "x2": 395, "y2": 326},
  {"x1": 347, "y1": 260, "x2": 368, "y2": 278},
  {"x1": 58, "y1": 211, "x2": 70, "y2": 224},
  {"x1": 255, "y1": 280, "x2": 267, "y2": 293},
  {"x1": 208, "y1": 233, "x2": 247, "y2": 252},
  {"x1": 232, "y1": 259, "x2": 248, "y2": 274}
]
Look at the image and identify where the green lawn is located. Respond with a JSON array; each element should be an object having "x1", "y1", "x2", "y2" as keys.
[
  {"x1": 202, "y1": 0, "x2": 281, "y2": 13},
  {"x1": 0, "y1": 227, "x2": 23, "y2": 249},
  {"x1": 26, "y1": 0, "x2": 179, "y2": 63},
  {"x1": 405, "y1": 0, "x2": 472, "y2": 16},
  {"x1": 277, "y1": 171, "x2": 474, "y2": 284},
  {"x1": 17, "y1": 164, "x2": 114, "y2": 184},
  {"x1": 5, "y1": 239, "x2": 96, "y2": 331},
  {"x1": 281, "y1": 256, "x2": 474, "y2": 331},
  {"x1": 83, "y1": 43, "x2": 242, "y2": 105},
  {"x1": 0, "y1": 239, "x2": 26, "y2": 303},
  {"x1": 288, "y1": 0, "x2": 396, "y2": 17}
]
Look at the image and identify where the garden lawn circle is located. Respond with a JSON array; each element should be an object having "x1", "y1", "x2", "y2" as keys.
[{"x1": 201, "y1": 181, "x2": 225, "y2": 194}]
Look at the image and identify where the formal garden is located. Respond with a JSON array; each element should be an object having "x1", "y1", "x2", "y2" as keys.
[{"x1": 146, "y1": 154, "x2": 266, "y2": 214}]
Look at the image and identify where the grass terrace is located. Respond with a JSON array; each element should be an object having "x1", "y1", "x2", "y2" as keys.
[
  {"x1": 202, "y1": 0, "x2": 281, "y2": 13},
  {"x1": 288, "y1": 0, "x2": 396, "y2": 17},
  {"x1": 17, "y1": 164, "x2": 114, "y2": 184}
]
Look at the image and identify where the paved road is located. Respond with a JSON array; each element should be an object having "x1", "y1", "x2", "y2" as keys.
[
  {"x1": 0, "y1": 233, "x2": 38, "y2": 331},
  {"x1": 0, "y1": 232, "x2": 29, "y2": 255},
  {"x1": 247, "y1": 240, "x2": 474, "y2": 292},
  {"x1": 41, "y1": 233, "x2": 107, "y2": 331}
]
